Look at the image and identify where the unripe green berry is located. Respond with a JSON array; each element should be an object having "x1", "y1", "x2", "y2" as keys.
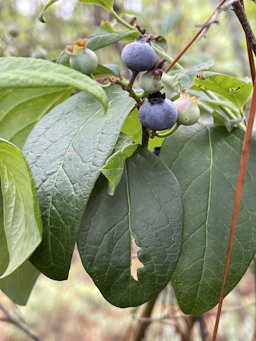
[
  {"x1": 56, "y1": 51, "x2": 70, "y2": 66},
  {"x1": 139, "y1": 70, "x2": 163, "y2": 94},
  {"x1": 31, "y1": 48, "x2": 48, "y2": 59},
  {"x1": 70, "y1": 48, "x2": 98, "y2": 75},
  {"x1": 174, "y1": 93, "x2": 200, "y2": 126}
]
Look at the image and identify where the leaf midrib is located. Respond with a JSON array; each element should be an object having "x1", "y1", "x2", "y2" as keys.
[
  {"x1": 191, "y1": 127, "x2": 213, "y2": 312},
  {"x1": 124, "y1": 163, "x2": 133, "y2": 304},
  {"x1": 44, "y1": 108, "x2": 102, "y2": 266}
]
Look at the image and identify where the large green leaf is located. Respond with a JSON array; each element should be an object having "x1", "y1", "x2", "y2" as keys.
[
  {"x1": 0, "y1": 88, "x2": 71, "y2": 148},
  {"x1": 0, "y1": 139, "x2": 42, "y2": 278},
  {"x1": 78, "y1": 147, "x2": 183, "y2": 307},
  {"x1": 194, "y1": 72, "x2": 252, "y2": 109},
  {"x1": 79, "y1": 0, "x2": 114, "y2": 11},
  {"x1": 0, "y1": 261, "x2": 39, "y2": 305},
  {"x1": 23, "y1": 85, "x2": 135, "y2": 280},
  {"x1": 159, "y1": 124, "x2": 256, "y2": 314},
  {"x1": 88, "y1": 29, "x2": 138, "y2": 51},
  {"x1": 0, "y1": 57, "x2": 108, "y2": 111}
]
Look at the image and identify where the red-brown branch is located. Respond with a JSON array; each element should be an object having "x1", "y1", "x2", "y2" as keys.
[
  {"x1": 165, "y1": 0, "x2": 228, "y2": 73},
  {"x1": 211, "y1": 75, "x2": 256, "y2": 341}
]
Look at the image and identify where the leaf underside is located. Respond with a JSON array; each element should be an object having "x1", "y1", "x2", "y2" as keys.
[
  {"x1": 0, "y1": 57, "x2": 108, "y2": 111},
  {"x1": 78, "y1": 147, "x2": 183, "y2": 308},
  {"x1": 0, "y1": 87, "x2": 71, "y2": 148},
  {"x1": 0, "y1": 140, "x2": 42, "y2": 279},
  {"x1": 0, "y1": 261, "x2": 39, "y2": 305},
  {"x1": 160, "y1": 123, "x2": 256, "y2": 314}
]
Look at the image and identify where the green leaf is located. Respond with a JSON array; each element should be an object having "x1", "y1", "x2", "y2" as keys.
[
  {"x1": 101, "y1": 140, "x2": 138, "y2": 195},
  {"x1": 166, "y1": 61, "x2": 215, "y2": 91},
  {"x1": 78, "y1": 147, "x2": 183, "y2": 307},
  {"x1": 121, "y1": 108, "x2": 142, "y2": 144},
  {"x1": 0, "y1": 261, "x2": 39, "y2": 305},
  {"x1": 23, "y1": 85, "x2": 135, "y2": 280},
  {"x1": 159, "y1": 124, "x2": 256, "y2": 314},
  {"x1": 38, "y1": 0, "x2": 59, "y2": 23},
  {"x1": 0, "y1": 88, "x2": 71, "y2": 148},
  {"x1": 194, "y1": 72, "x2": 252, "y2": 109},
  {"x1": 0, "y1": 57, "x2": 108, "y2": 111},
  {"x1": 0, "y1": 139, "x2": 42, "y2": 278},
  {"x1": 79, "y1": 0, "x2": 114, "y2": 11},
  {"x1": 93, "y1": 64, "x2": 117, "y2": 79},
  {"x1": 213, "y1": 111, "x2": 243, "y2": 132},
  {"x1": 88, "y1": 29, "x2": 138, "y2": 51}
]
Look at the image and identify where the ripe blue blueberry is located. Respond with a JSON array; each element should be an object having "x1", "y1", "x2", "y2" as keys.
[
  {"x1": 121, "y1": 40, "x2": 157, "y2": 72},
  {"x1": 139, "y1": 94, "x2": 178, "y2": 131}
]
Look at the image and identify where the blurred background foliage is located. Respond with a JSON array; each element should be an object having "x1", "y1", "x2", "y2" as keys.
[
  {"x1": 0, "y1": 1, "x2": 256, "y2": 340},
  {"x1": 0, "y1": 0, "x2": 256, "y2": 76}
]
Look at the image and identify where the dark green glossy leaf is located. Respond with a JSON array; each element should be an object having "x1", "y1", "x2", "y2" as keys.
[
  {"x1": 0, "y1": 261, "x2": 39, "y2": 305},
  {"x1": 78, "y1": 147, "x2": 183, "y2": 307},
  {"x1": 0, "y1": 139, "x2": 42, "y2": 278},
  {"x1": 23, "y1": 86, "x2": 135, "y2": 280},
  {"x1": 160, "y1": 124, "x2": 256, "y2": 314}
]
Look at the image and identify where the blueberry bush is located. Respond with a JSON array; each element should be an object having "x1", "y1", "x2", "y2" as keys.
[{"x1": 0, "y1": 0, "x2": 255, "y2": 336}]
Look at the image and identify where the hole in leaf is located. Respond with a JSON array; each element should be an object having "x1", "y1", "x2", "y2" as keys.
[
  {"x1": 131, "y1": 237, "x2": 144, "y2": 281},
  {"x1": 229, "y1": 87, "x2": 241, "y2": 93}
]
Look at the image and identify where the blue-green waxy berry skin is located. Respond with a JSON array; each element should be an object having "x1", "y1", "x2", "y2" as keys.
[
  {"x1": 139, "y1": 98, "x2": 178, "y2": 131},
  {"x1": 70, "y1": 48, "x2": 98, "y2": 75},
  {"x1": 121, "y1": 41, "x2": 157, "y2": 72}
]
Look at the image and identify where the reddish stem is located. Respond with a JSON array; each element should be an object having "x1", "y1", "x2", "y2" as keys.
[
  {"x1": 211, "y1": 76, "x2": 256, "y2": 341},
  {"x1": 246, "y1": 41, "x2": 256, "y2": 81},
  {"x1": 165, "y1": 0, "x2": 227, "y2": 73}
]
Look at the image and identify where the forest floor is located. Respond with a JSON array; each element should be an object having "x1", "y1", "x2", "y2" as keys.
[{"x1": 0, "y1": 250, "x2": 255, "y2": 341}]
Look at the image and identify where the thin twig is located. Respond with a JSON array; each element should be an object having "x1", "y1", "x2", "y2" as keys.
[
  {"x1": 239, "y1": 0, "x2": 256, "y2": 81},
  {"x1": 0, "y1": 304, "x2": 40, "y2": 341},
  {"x1": 142, "y1": 126, "x2": 149, "y2": 148},
  {"x1": 197, "y1": 315, "x2": 208, "y2": 341},
  {"x1": 132, "y1": 296, "x2": 158, "y2": 341},
  {"x1": 128, "y1": 70, "x2": 139, "y2": 88},
  {"x1": 211, "y1": 75, "x2": 256, "y2": 341},
  {"x1": 165, "y1": 0, "x2": 229, "y2": 73},
  {"x1": 133, "y1": 300, "x2": 256, "y2": 323},
  {"x1": 114, "y1": 79, "x2": 143, "y2": 105},
  {"x1": 232, "y1": 1, "x2": 256, "y2": 56}
]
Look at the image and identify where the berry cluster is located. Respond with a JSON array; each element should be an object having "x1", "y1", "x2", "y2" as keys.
[
  {"x1": 121, "y1": 37, "x2": 200, "y2": 131},
  {"x1": 56, "y1": 36, "x2": 200, "y2": 133}
]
